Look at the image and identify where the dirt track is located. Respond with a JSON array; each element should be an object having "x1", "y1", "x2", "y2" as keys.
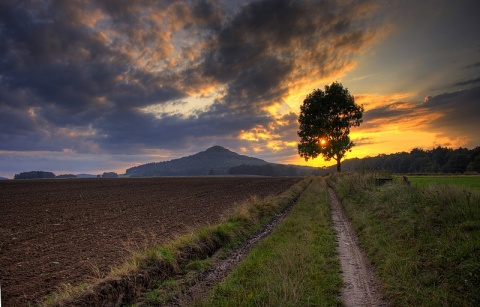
[
  {"x1": 166, "y1": 186, "x2": 301, "y2": 306},
  {"x1": 0, "y1": 177, "x2": 300, "y2": 306},
  {"x1": 329, "y1": 187, "x2": 388, "y2": 307}
]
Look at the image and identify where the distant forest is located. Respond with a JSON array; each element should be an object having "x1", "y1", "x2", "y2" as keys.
[
  {"x1": 13, "y1": 171, "x2": 118, "y2": 179},
  {"x1": 341, "y1": 146, "x2": 480, "y2": 174},
  {"x1": 14, "y1": 171, "x2": 57, "y2": 179},
  {"x1": 231, "y1": 146, "x2": 480, "y2": 176}
]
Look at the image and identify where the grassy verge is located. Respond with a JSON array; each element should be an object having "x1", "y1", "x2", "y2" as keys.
[
  {"x1": 200, "y1": 177, "x2": 341, "y2": 306},
  {"x1": 329, "y1": 172, "x2": 480, "y2": 306},
  {"x1": 43, "y1": 178, "x2": 311, "y2": 306}
]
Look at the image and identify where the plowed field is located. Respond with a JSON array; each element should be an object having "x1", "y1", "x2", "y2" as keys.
[{"x1": 0, "y1": 177, "x2": 301, "y2": 306}]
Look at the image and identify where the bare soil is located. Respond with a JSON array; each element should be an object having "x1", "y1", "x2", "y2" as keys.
[
  {"x1": 329, "y1": 187, "x2": 389, "y2": 307},
  {"x1": 0, "y1": 177, "x2": 301, "y2": 306}
]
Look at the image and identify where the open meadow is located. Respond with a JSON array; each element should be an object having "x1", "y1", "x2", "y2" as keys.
[
  {"x1": 407, "y1": 175, "x2": 480, "y2": 189},
  {"x1": 0, "y1": 177, "x2": 301, "y2": 306}
]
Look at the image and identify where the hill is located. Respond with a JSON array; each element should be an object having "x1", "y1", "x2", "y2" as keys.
[
  {"x1": 126, "y1": 146, "x2": 269, "y2": 177},
  {"x1": 125, "y1": 146, "x2": 323, "y2": 177}
]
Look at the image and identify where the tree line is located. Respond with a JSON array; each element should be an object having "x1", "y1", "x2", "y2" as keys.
[
  {"x1": 341, "y1": 146, "x2": 480, "y2": 174},
  {"x1": 14, "y1": 171, "x2": 118, "y2": 179}
]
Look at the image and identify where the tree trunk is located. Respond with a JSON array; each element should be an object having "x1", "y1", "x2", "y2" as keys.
[{"x1": 335, "y1": 154, "x2": 342, "y2": 172}]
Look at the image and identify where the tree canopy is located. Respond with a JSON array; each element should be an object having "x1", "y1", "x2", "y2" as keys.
[{"x1": 297, "y1": 82, "x2": 363, "y2": 172}]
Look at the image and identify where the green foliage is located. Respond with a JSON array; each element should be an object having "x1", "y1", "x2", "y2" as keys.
[
  {"x1": 329, "y1": 173, "x2": 480, "y2": 306},
  {"x1": 467, "y1": 155, "x2": 480, "y2": 172},
  {"x1": 202, "y1": 178, "x2": 341, "y2": 306},
  {"x1": 298, "y1": 82, "x2": 363, "y2": 172}
]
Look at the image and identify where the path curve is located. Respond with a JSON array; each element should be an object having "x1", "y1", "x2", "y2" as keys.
[{"x1": 329, "y1": 187, "x2": 389, "y2": 307}]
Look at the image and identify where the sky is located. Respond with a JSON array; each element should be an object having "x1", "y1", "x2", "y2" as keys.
[{"x1": 1, "y1": 0, "x2": 479, "y2": 178}]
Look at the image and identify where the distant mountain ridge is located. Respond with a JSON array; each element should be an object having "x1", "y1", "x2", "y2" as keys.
[{"x1": 126, "y1": 146, "x2": 269, "y2": 177}]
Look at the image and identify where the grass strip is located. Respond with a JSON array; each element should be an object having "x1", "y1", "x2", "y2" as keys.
[
  {"x1": 406, "y1": 175, "x2": 480, "y2": 190},
  {"x1": 43, "y1": 178, "x2": 311, "y2": 307},
  {"x1": 329, "y1": 172, "x2": 480, "y2": 306},
  {"x1": 200, "y1": 177, "x2": 342, "y2": 306}
]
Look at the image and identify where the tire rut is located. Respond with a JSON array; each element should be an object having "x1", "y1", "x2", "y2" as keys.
[
  {"x1": 165, "y1": 192, "x2": 302, "y2": 306},
  {"x1": 329, "y1": 187, "x2": 389, "y2": 307}
]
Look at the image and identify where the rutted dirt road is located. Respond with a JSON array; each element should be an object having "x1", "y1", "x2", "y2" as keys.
[{"x1": 329, "y1": 187, "x2": 389, "y2": 307}]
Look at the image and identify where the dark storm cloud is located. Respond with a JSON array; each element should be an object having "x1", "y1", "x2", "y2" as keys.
[
  {"x1": 0, "y1": 0, "x2": 193, "y2": 151},
  {"x1": 360, "y1": 102, "x2": 422, "y2": 131},
  {"x1": 422, "y1": 86, "x2": 480, "y2": 147},
  {"x1": 0, "y1": 0, "x2": 378, "y2": 154},
  {"x1": 190, "y1": 0, "x2": 226, "y2": 31},
  {"x1": 352, "y1": 137, "x2": 378, "y2": 146},
  {"x1": 92, "y1": 108, "x2": 271, "y2": 153},
  {"x1": 453, "y1": 77, "x2": 480, "y2": 87},
  {"x1": 201, "y1": 0, "x2": 376, "y2": 113},
  {"x1": 363, "y1": 103, "x2": 413, "y2": 122},
  {"x1": 465, "y1": 62, "x2": 480, "y2": 69}
]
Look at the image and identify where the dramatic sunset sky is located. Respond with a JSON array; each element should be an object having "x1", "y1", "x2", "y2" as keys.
[{"x1": 1, "y1": 0, "x2": 479, "y2": 178}]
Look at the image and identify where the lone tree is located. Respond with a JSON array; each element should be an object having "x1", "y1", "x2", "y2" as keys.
[{"x1": 297, "y1": 82, "x2": 364, "y2": 172}]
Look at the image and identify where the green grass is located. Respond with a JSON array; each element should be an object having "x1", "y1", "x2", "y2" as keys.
[
  {"x1": 406, "y1": 175, "x2": 480, "y2": 190},
  {"x1": 201, "y1": 177, "x2": 342, "y2": 306},
  {"x1": 329, "y1": 172, "x2": 480, "y2": 306}
]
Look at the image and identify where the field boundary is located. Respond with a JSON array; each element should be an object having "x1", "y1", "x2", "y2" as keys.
[
  {"x1": 45, "y1": 178, "x2": 311, "y2": 306},
  {"x1": 163, "y1": 185, "x2": 300, "y2": 306}
]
